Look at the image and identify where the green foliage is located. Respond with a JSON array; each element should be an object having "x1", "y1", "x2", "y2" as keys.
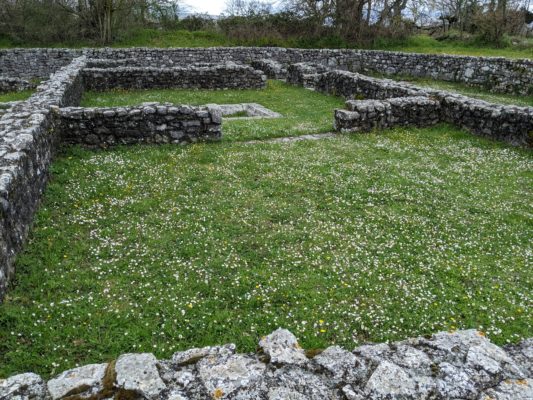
[{"x1": 113, "y1": 29, "x2": 229, "y2": 48}]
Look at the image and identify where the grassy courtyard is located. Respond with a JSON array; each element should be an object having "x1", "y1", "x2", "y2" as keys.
[
  {"x1": 0, "y1": 82, "x2": 531, "y2": 378},
  {"x1": 81, "y1": 80, "x2": 345, "y2": 142},
  {"x1": 0, "y1": 90, "x2": 34, "y2": 103},
  {"x1": 0, "y1": 127, "x2": 531, "y2": 378},
  {"x1": 393, "y1": 78, "x2": 533, "y2": 107}
]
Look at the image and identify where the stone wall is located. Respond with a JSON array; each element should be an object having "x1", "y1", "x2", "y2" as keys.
[
  {"x1": 0, "y1": 48, "x2": 77, "y2": 79},
  {"x1": 439, "y1": 95, "x2": 533, "y2": 146},
  {"x1": 86, "y1": 48, "x2": 533, "y2": 95},
  {"x1": 335, "y1": 97, "x2": 441, "y2": 132},
  {"x1": 0, "y1": 56, "x2": 86, "y2": 300},
  {"x1": 286, "y1": 62, "x2": 331, "y2": 88},
  {"x1": 250, "y1": 59, "x2": 287, "y2": 80},
  {"x1": 82, "y1": 63, "x2": 266, "y2": 91},
  {"x1": 58, "y1": 103, "x2": 222, "y2": 147},
  {"x1": 314, "y1": 69, "x2": 422, "y2": 99},
  {"x1": 1, "y1": 47, "x2": 531, "y2": 94},
  {"x1": 1, "y1": 328, "x2": 532, "y2": 399},
  {"x1": 0, "y1": 77, "x2": 36, "y2": 93},
  {"x1": 310, "y1": 69, "x2": 532, "y2": 147}
]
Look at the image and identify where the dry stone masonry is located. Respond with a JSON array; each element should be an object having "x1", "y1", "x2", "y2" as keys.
[
  {"x1": 0, "y1": 56, "x2": 87, "y2": 299},
  {"x1": 296, "y1": 67, "x2": 532, "y2": 146},
  {"x1": 0, "y1": 48, "x2": 531, "y2": 303},
  {"x1": 0, "y1": 77, "x2": 36, "y2": 93},
  {"x1": 83, "y1": 63, "x2": 266, "y2": 91},
  {"x1": 58, "y1": 103, "x2": 222, "y2": 147},
  {"x1": 335, "y1": 97, "x2": 441, "y2": 132},
  {"x1": 2, "y1": 47, "x2": 531, "y2": 94},
  {"x1": 1, "y1": 329, "x2": 532, "y2": 400}
]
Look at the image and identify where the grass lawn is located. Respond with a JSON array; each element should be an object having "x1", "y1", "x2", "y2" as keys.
[
  {"x1": 373, "y1": 34, "x2": 533, "y2": 59},
  {"x1": 0, "y1": 124, "x2": 532, "y2": 378},
  {"x1": 393, "y1": 77, "x2": 533, "y2": 107},
  {"x1": 81, "y1": 80, "x2": 346, "y2": 142},
  {"x1": 0, "y1": 90, "x2": 34, "y2": 103}
]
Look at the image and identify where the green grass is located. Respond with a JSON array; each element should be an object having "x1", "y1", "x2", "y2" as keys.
[
  {"x1": 0, "y1": 90, "x2": 34, "y2": 103},
  {"x1": 373, "y1": 34, "x2": 533, "y2": 59},
  {"x1": 372, "y1": 75, "x2": 533, "y2": 106},
  {"x1": 2, "y1": 29, "x2": 531, "y2": 58},
  {"x1": 0, "y1": 124, "x2": 531, "y2": 378},
  {"x1": 81, "y1": 80, "x2": 345, "y2": 142}
]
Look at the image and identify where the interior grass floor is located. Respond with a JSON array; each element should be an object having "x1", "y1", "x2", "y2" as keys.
[
  {"x1": 81, "y1": 80, "x2": 345, "y2": 142},
  {"x1": 0, "y1": 90, "x2": 34, "y2": 103},
  {"x1": 0, "y1": 124, "x2": 531, "y2": 378},
  {"x1": 396, "y1": 78, "x2": 533, "y2": 107}
]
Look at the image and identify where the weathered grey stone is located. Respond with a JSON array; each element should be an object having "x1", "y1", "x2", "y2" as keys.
[
  {"x1": 364, "y1": 361, "x2": 419, "y2": 398},
  {"x1": 115, "y1": 353, "x2": 166, "y2": 399},
  {"x1": 197, "y1": 354, "x2": 266, "y2": 398},
  {"x1": 435, "y1": 361, "x2": 478, "y2": 399},
  {"x1": 479, "y1": 378, "x2": 533, "y2": 400},
  {"x1": 47, "y1": 363, "x2": 107, "y2": 399},
  {"x1": 328, "y1": 70, "x2": 531, "y2": 146},
  {"x1": 0, "y1": 373, "x2": 48, "y2": 400},
  {"x1": 171, "y1": 344, "x2": 235, "y2": 366},
  {"x1": 266, "y1": 366, "x2": 336, "y2": 399},
  {"x1": 58, "y1": 103, "x2": 221, "y2": 147},
  {"x1": 259, "y1": 328, "x2": 308, "y2": 366},
  {"x1": 313, "y1": 346, "x2": 368, "y2": 384},
  {"x1": 0, "y1": 329, "x2": 532, "y2": 400},
  {"x1": 267, "y1": 387, "x2": 309, "y2": 400},
  {"x1": 82, "y1": 63, "x2": 266, "y2": 92},
  {"x1": 505, "y1": 339, "x2": 533, "y2": 377}
]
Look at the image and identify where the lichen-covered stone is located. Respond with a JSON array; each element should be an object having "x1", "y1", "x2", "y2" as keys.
[
  {"x1": 505, "y1": 339, "x2": 533, "y2": 377},
  {"x1": 115, "y1": 353, "x2": 166, "y2": 399},
  {"x1": 47, "y1": 363, "x2": 107, "y2": 399},
  {"x1": 0, "y1": 373, "x2": 48, "y2": 400},
  {"x1": 259, "y1": 328, "x2": 308, "y2": 366},
  {"x1": 82, "y1": 63, "x2": 266, "y2": 92},
  {"x1": 0, "y1": 329, "x2": 531, "y2": 400},
  {"x1": 480, "y1": 378, "x2": 533, "y2": 400},
  {"x1": 58, "y1": 103, "x2": 222, "y2": 147},
  {"x1": 171, "y1": 344, "x2": 236, "y2": 367},
  {"x1": 364, "y1": 361, "x2": 419, "y2": 398},
  {"x1": 197, "y1": 354, "x2": 266, "y2": 398}
]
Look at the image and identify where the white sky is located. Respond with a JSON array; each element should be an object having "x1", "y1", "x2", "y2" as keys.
[{"x1": 185, "y1": 0, "x2": 227, "y2": 15}]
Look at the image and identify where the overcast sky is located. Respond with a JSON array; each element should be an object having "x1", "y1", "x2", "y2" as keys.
[{"x1": 185, "y1": 0, "x2": 227, "y2": 15}]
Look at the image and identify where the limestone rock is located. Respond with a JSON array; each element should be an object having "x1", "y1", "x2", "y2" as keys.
[
  {"x1": 505, "y1": 338, "x2": 533, "y2": 377},
  {"x1": 259, "y1": 328, "x2": 308, "y2": 366},
  {"x1": 197, "y1": 354, "x2": 266, "y2": 398},
  {"x1": 479, "y1": 378, "x2": 533, "y2": 400},
  {"x1": 115, "y1": 353, "x2": 166, "y2": 399},
  {"x1": 171, "y1": 344, "x2": 235, "y2": 366},
  {"x1": 0, "y1": 373, "x2": 48, "y2": 400},
  {"x1": 47, "y1": 363, "x2": 107, "y2": 399},
  {"x1": 266, "y1": 366, "x2": 336, "y2": 399},
  {"x1": 364, "y1": 361, "x2": 419, "y2": 398},
  {"x1": 313, "y1": 346, "x2": 368, "y2": 384}
]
